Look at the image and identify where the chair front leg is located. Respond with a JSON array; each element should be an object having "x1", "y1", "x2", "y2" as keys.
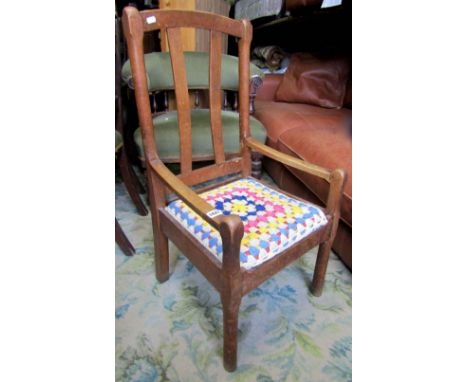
[
  {"x1": 219, "y1": 215, "x2": 244, "y2": 372},
  {"x1": 221, "y1": 290, "x2": 242, "y2": 372},
  {"x1": 310, "y1": 169, "x2": 346, "y2": 297},
  {"x1": 147, "y1": 169, "x2": 170, "y2": 283},
  {"x1": 310, "y1": 240, "x2": 334, "y2": 297}
]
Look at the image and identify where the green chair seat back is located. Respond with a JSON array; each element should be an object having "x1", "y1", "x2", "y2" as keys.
[
  {"x1": 122, "y1": 51, "x2": 264, "y2": 92},
  {"x1": 115, "y1": 130, "x2": 123, "y2": 152},
  {"x1": 133, "y1": 109, "x2": 266, "y2": 160}
]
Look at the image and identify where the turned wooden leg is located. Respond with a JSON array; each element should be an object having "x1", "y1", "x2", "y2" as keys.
[
  {"x1": 118, "y1": 150, "x2": 148, "y2": 216},
  {"x1": 222, "y1": 295, "x2": 241, "y2": 372},
  {"x1": 251, "y1": 151, "x2": 262, "y2": 179},
  {"x1": 128, "y1": 160, "x2": 146, "y2": 194},
  {"x1": 147, "y1": 170, "x2": 170, "y2": 283},
  {"x1": 310, "y1": 239, "x2": 333, "y2": 297},
  {"x1": 115, "y1": 218, "x2": 135, "y2": 256},
  {"x1": 120, "y1": 141, "x2": 145, "y2": 194}
]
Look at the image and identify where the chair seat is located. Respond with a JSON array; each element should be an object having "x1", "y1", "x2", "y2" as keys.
[
  {"x1": 166, "y1": 178, "x2": 328, "y2": 270},
  {"x1": 134, "y1": 109, "x2": 267, "y2": 161}
]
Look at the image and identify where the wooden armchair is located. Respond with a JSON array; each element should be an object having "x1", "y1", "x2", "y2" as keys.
[{"x1": 122, "y1": 7, "x2": 346, "y2": 372}]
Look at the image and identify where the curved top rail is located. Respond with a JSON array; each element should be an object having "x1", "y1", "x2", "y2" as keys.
[{"x1": 136, "y1": 8, "x2": 246, "y2": 38}]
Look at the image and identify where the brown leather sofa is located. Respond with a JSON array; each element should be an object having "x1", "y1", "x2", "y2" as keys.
[{"x1": 253, "y1": 72, "x2": 352, "y2": 269}]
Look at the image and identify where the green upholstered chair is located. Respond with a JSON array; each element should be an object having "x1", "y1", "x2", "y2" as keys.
[{"x1": 121, "y1": 51, "x2": 266, "y2": 177}]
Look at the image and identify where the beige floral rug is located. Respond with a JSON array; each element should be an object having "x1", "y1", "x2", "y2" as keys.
[{"x1": 116, "y1": 173, "x2": 351, "y2": 382}]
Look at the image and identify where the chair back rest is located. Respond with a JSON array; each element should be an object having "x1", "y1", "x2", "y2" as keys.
[{"x1": 122, "y1": 7, "x2": 253, "y2": 183}]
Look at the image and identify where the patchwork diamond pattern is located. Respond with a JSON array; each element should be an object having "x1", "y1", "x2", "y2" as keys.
[{"x1": 166, "y1": 178, "x2": 328, "y2": 270}]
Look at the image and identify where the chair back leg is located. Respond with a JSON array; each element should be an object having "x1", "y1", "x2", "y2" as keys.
[
  {"x1": 118, "y1": 150, "x2": 148, "y2": 216},
  {"x1": 115, "y1": 218, "x2": 135, "y2": 256}
]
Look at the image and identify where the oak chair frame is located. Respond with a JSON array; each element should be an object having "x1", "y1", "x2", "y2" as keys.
[{"x1": 122, "y1": 7, "x2": 346, "y2": 372}]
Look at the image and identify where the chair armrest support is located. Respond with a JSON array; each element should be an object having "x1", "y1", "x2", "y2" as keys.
[
  {"x1": 325, "y1": 168, "x2": 347, "y2": 240},
  {"x1": 149, "y1": 159, "x2": 244, "y2": 272},
  {"x1": 149, "y1": 159, "x2": 224, "y2": 229}
]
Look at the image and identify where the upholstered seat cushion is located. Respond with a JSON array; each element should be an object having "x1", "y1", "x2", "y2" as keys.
[
  {"x1": 122, "y1": 51, "x2": 264, "y2": 92},
  {"x1": 134, "y1": 109, "x2": 267, "y2": 160},
  {"x1": 166, "y1": 178, "x2": 328, "y2": 270}
]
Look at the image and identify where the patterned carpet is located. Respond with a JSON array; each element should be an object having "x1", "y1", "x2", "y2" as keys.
[{"x1": 116, "y1": 173, "x2": 351, "y2": 382}]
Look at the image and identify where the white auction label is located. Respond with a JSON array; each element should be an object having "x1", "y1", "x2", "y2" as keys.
[
  {"x1": 207, "y1": 209, "x2": 223, "y2": 218},
  {"x1": 146, "y1": 15, "x2": 156, "y2": 24}
]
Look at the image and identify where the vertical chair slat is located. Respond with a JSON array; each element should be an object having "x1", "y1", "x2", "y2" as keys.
[
  {"x1": 166, "y1": 27, "x2": 192, "y2": 174},
  {"x1": 209, "y1": 30, "x2": 225, "y2": 164},
  {"x1": 160, "y1": 27, "x2": 167, "y2": 51},
  {"x1": 238, "y1": 20, "x2": 253, "y2": 177}
]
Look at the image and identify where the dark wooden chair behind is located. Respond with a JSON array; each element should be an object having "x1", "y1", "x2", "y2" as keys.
[
  {"x1": 116, "y1": 14, "x2": 147, "y2": 217},
  {"x1": 122, "y1": 7, "x2": 346, "y2": 372}
]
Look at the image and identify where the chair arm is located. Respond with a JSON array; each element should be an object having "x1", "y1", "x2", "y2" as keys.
[
  {"x1": 149, "y1": 159, "x2": 244, "y2": 273},
  {"x1": 245, "y1": 137, "x2": 333, "y2": 181},
  {"x1": 245, "y1": 137, "x2": 346, "y2": 215},
  {"x1": 148, "y1": 159, "x2": 244, "y2": 235}
]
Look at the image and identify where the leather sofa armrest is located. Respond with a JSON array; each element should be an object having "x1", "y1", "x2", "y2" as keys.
[{"x1": 255, "y1": 74, "x2": 284, "y2": 102}]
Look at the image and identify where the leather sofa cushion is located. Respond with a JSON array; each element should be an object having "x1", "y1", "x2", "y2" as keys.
[
  {"x1": 256, "y1": 74, "x2": 284, "y2": 102},
  {"x1": 133, "y1": 109, "x2": 266, "y2": 161},
  {"x1": 277, "y1": 125, "x2": 352, "y2": 226},
  {"x1": 122, "y1": 51, "x2": 264, "y2": 92},
  {"x1": 254, "y1": 100, "x2": 352, "y2": 149},
  {"x1": 275, "y1": 53, "x2": 349, "y2": 109}
]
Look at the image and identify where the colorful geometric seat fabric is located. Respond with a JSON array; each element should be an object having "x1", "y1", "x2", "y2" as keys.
[{"x1": 166, "y1": 178, "x2": 328, "y2": 270}]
